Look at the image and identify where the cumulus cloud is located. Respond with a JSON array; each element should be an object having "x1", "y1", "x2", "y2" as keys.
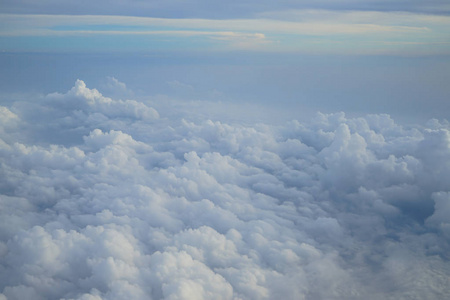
[
  {"x1": 1, "y1": 80, "x2": 450, "y2": 299},
  {"x1": 9, "y1": 79, "x2": 158, "y2": 145},
  {"x1": 99, "y1": 77, "x2": 134, "y2": 99}
]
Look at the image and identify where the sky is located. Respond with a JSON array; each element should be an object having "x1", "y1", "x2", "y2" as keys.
[
  {"x1": 1, "y1": 1, "x2": 450, "y2": 122},
  {"x1": 1, "y1": 1, "x2": 450, "y2": 300}
]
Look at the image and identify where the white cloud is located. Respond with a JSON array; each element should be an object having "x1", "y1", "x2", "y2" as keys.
[{"x1": 1, "y1": 80, "x2": 450, "y2": 299}]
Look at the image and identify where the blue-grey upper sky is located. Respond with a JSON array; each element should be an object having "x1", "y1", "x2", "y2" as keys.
[{"x1": 2, "y1": 0, "x2": 450, "y2": 18}]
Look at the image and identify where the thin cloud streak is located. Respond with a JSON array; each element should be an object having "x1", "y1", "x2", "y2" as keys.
[
  {"x1": 0, "y1": 12, "x2": 448, "y2": 54},
  {"x1": 0, "y1": 12, "x2": 437, "y2": 35}
]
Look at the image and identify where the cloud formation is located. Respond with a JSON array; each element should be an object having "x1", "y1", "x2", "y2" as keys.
[
  {"x1": 2, "y1": 12, "x2": 449, "y2": 54},
  {"x1": 1, "y1": 80, "x2": 450, "y2": 299}
]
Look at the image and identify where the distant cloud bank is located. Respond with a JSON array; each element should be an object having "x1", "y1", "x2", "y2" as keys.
[{"x1": 1, "y1": 80, "x2": 450, "y2": 299}]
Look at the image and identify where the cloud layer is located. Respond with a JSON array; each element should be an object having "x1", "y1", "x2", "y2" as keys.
[
  {"x1": 1, "y1": 80, "x2": 450, "y2": 299},
  {"x1": 2, "y1": 11, "x2": 450, "y2": 54}
]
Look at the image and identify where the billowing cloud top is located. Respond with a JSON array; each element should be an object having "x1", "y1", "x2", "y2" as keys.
[{"x1": 0, "y1": 80, "x2": 450, "y2": 299}]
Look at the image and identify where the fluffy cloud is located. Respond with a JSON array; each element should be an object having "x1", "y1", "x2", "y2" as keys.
[{"x1": 1, "y1": 80, "x2": 450, "y2": 299}]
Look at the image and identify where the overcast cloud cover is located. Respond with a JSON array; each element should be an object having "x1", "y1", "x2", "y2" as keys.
[{"x1": 1, "y1": 79, "x2": 450, "y2": 299}]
